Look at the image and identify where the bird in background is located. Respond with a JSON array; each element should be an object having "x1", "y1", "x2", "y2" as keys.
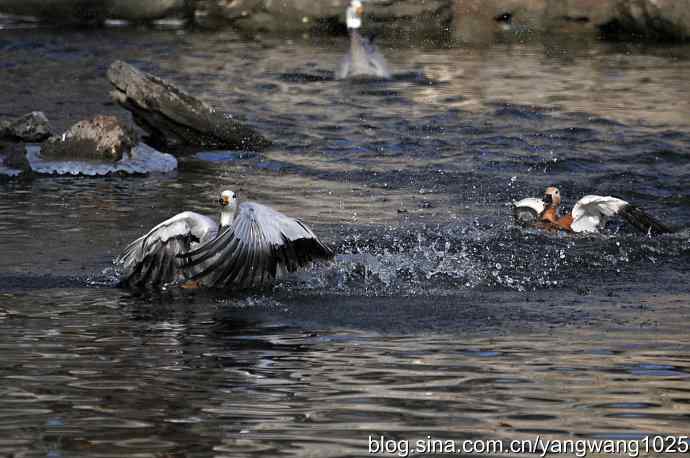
[
  {"x1": 336, "y1": 0, "x2": 392, "y2": 80},
  {"x1": 513, "y1": 186, "x2": 673, "y2": 235}
]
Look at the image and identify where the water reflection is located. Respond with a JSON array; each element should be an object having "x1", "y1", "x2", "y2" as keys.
[{"x1": 1, "y1": 288, "x2": 690, "y2": 456}]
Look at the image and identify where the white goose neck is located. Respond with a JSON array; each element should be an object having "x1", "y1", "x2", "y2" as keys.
[
  {"x1": 220, "y1": 207, "x2": 235, "y2": 228},
  {"x1": 346, "y1": 5, "x2": 361, "y2": 29}
]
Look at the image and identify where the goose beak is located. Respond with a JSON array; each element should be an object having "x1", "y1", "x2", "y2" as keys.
[{"x1": 542, "y1": 194, "x2": 553, "y2": 205}]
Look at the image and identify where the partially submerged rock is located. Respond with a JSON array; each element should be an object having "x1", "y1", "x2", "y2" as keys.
[
  {"x1": 0, "y1": 111, "x2": 53, "y2": 142},
  {"x1": 0, "y1": 143, "x2": 30, "y2": 179},
  {"x1": 26, "y1": 143, "x2": 177, "y2": 176},
  {"x1": 41, "y1": 115, "x2": 137, "y2": 162},
  {"x1": 3, "y1": 143, "x2": 30, "y2": 171},
  {"x1": 107, "y1": 60, "x2": 270, "y2": 151},
  {"x1": 1, "y1": 128, "x2": 176, "y2": 178}
]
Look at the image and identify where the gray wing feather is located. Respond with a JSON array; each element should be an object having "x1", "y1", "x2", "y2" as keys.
[
  {"x1": 115, "y1": 211, "x2": 217, "y2": 288},
  {"x1": 336, "y1": 53, "x2": 351, "y2": 80},
  {"x1": 181, "y1": 202, "x2": 333, "y2": 289},
  {"x1": 341, "y1": 30, "x2": 391, "y2": 80},
  {"x1": 361, "y1": 38, "x2": 391, "y2": 79}
]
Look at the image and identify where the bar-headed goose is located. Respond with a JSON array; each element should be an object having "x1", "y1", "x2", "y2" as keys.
[
  {"x1": 336, "y1": 0, "x2": 391, "y2": 80},
  {"x1": 115, "y1": 190, "x2": 333, "y2": 289}
]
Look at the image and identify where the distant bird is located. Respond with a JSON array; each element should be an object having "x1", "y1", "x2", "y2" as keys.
[
  {"x1": 336, "y1": 0, "x2": 391, "y2": 80},
  {"x1": 513, "y1": 186, "x2": 673, "y2": 235},
  {"x1": 115, "y1": 190, "x2": 333, "y2": 289}
]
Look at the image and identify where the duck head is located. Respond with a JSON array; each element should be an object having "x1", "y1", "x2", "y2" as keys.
[
  {"x1": 346, "y1": 0, "x2": 363, "y2": 29},
  {"x1": 542, "y1": 186, "x2": 561, "y2": 208}
]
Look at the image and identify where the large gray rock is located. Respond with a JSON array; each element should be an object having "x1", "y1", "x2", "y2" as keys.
[
  {"x1": 453, "y1": 0, "x2": 613, "y2": 42},
  {"x1": 612, "y1": 0, "x2": 690, "y2": 40},
  {"x1": 201, "y1": 0, "x2": 453, "y2": 37},
  {"x1": 0, "y1": 0, "x2": 190, "y2": 23},
  {"x1": 107, "y1": 60, "x2": 270, "y2": 150},
  {"x1": 41, "y1": 115, "x2": 138, "y2": 162},
  {"x1": 0, "y1": 111, "x2": 53, "y2": 142},
  {"x1": 453, "y1": 0, "x2": 690, "y2": 42}
]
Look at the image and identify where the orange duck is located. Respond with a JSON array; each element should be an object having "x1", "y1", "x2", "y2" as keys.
[{"x1": 513, "y1": 186, "x2": 672, "y2": 235}]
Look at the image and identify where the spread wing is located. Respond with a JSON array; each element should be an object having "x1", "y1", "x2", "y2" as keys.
[
  {"x1": 336, "y1": 53, "x2": 351, "y2": 80},
  {"x1": 180, "y1": 202, "x2": 334, "y2": 289},
  {"x1": 344, "y1": 30, "x2": 392, "y2": 80},
  {"x1": 571, "y1": 195, "x2": 672, "y2": 235},
  {"x1": 360, "y1": 36, "x2": 391, "y2": 78},
  {"x1": 512, "y1": 197, "x2": 545, "y2": 226},
  {"x1": 115, "y1": 211, "x2": 217, "y2": 288}
]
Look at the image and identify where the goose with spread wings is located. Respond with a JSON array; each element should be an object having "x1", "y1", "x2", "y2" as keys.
[
  {"x1": 512, "y1": 186, "x2": 673, "y2": 235},
  {"x1": 115, "y1": 190, "x2": 333, "y2": 289},
  {"x1": 336, "y1": 0, "x2": 391, "y2": 80}
]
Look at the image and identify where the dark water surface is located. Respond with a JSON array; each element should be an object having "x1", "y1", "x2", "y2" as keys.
[{"x1": 1, "y1": 24, "x2": 690, "y2": 457}]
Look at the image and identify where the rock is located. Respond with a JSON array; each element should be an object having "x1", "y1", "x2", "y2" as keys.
[
  {"x1": 0, "y1": 111, "x2": 53, "y2": 142},
  {"x1": 107, "y1": 60, "x2": 270, "y2": 150},
  {"x1": 201, "y1": 0, "x2": 453, "y2": 38},
  {"x1": 609, "y1": 0, "x2": 690, "y2": 41},
  {"x1": 4, "y1": 144, "x2": 30, "y2": 171},
  {"x1": 106, "y1": 0, "x2": 193, "y2": 22},
  {"x1": 1, "y1": 143, "x2": 30, "y2": 171},
  {"x1": 544, "y1": 0, "x2": 616, "y2": 29},
  {"x1": 0, "y1": 0, "x2": 191, "y2": 24},
  {"x1": 0, "y1": 143, "x2": 31, "y2": 179},
  {"x1": 453, "y1": 0, "x2": 690, "y2": 42},
  {"x1": 27, "y1": 143, "x2": 177, "y2": 176},
  {"x1": 41, "y1": 115, "x2": 138, "y2": 162}
]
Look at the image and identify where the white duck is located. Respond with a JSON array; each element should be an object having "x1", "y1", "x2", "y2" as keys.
[
  {"x1": 115, "y1": 190, "x2": 333, "y2": 288},
  {"x1": 336, "y1": 0, "x2": 391, "y2": 80},
  {"x1": 513, "y1": 186, "x2": 672, "y2": 235}
]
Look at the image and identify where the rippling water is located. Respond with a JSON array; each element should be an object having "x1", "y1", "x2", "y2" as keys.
[{"x1": 1, "y1": 24, "x2": 690, "y2": 457}]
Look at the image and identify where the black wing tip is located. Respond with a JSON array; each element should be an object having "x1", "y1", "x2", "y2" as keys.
[
  {"x1": 310, "y1": 238, "x2": 336, "y2": 262},
  {"x1": 621, "y1": 204, "x2": 674, "y2": 236}
]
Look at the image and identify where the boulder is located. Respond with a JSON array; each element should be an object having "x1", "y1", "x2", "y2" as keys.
[
  {"x1": 0, "y1": 111, "x2": 53, "y2": 142},
  {"x1": 41, "y1": 115, "x2": 138, "y2": 162},
  {"x1": 610, "y1": 0, "x2": 690, "y2": 41},
  {"x1": 453, "y1": 0, "x2": 690, "y2": 42},
  {"x1": 201, "y1": 0, "x2": 453, "y2": 37},
  {"x1": 107, "y1": 60, "x2": 270, "y2": 150},
  {"x1": 0, "y1": 0, "x2": 190, "y2": 24}
]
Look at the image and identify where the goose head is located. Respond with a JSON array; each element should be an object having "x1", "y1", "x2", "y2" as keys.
[
  {"x1": 346, "y1": 0, "x2": 363, "y2": 29},
  {"x1": 219, "y1": 190, "x2": 238, "y2": 227}
]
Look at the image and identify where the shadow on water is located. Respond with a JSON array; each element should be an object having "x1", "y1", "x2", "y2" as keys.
[{"x1": 0, "y1": 24, "x2": 689, "y2": 457}]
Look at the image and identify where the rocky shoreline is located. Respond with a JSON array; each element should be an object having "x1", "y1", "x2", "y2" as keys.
[
  {"x1": 0, "y1": 60, "x2": 269, "y2": 179},
  {"x1": 1, "y1": 0, "x2": 689, "y2": 42}
]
